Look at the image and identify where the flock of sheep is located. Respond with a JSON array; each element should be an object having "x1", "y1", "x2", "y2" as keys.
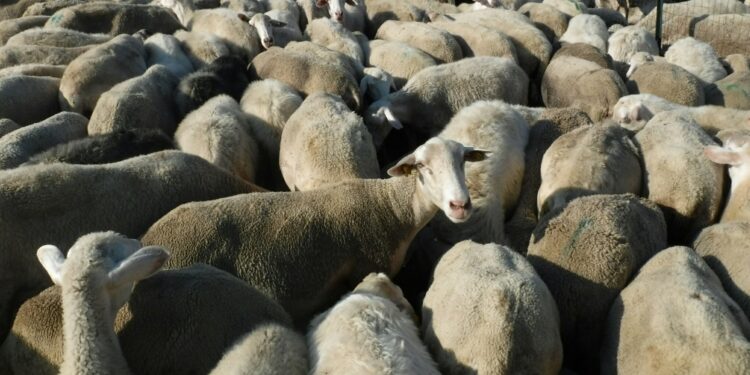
[{"x1": 0, "y1": 0, "x2": 749, "y2": 373}]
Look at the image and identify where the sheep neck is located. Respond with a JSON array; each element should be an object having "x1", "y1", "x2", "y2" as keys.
[{"x1": 61, "y1": 279, "x2": 130, "y2": 375}]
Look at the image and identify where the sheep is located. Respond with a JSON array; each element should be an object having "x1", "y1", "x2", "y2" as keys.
[
  {"x1": 542, "y1": 0, "x2": 587, "y2": 17},
  {"x1": 308, "y1": 273, "x2": 438, "y2": 375},
  {"x1": 43, "y1": 2, "x2": 183, "y2": 35},
  {"x1": 265, "y1": 2, "x2": 305, "y2": 47},
  {"x1": 239, "y1": 78, "x2": 303, "y2": 189},
  {"x1": 364, "y1": 0, "x2": 428, "y2": 38},
  {"x1": 635, "y1": 111, "x2": 725, "y2": 243},
  {"x1": 693, "y1": 14, "x2": 750, "y2": 58},
  {"x1": 428, "y1": 19, "x2": 518, "y2": 62},
  {"x1": 517, "y1": 3, "x2": 568, "y2": 43},
  {"x1": 600, "y1": 246, "x2": 750, "y2": 375},
  {"x1": 705, "y1": 69, "x2": 750, "y2": 110},
  {"x1": 175, "y1": 55, "x2": 249, "y2": 118},
  {"x1": 306, "y1": 17, "x2": 364, "y2": 68},
  {"x1": 188, "y1": 8, "x2": 263, "y2": 61},
  {"x1": 284, "y1": 40, "x2": 362, "y2": 80},
  {"x1": 0, "y1": 150, "x2": 256, "y2": 343},
  {"x1": 665, "y1": 37, "x2": 728, "y2": 84},
  {"x1": 0, "y1": 44, "x2": 90, "y2": 69},
  {"x1": 279, "y1": 93, "x2": 378, "y2": 191},
  {"x1": 0, "y1": 112, "x2": 88, "y2": 170},
  {"x1": 87, "y1": 65, "x2": 179, "y2": 137},
  {"x1": 606, "y1": 26, "x2": 659, "y2": 71},
  {"x1": 35, "y1": 232, "x2": 170, "y2": 375},
  {"x1": 298, "y1": 0, "x2": 360, "y2": 28},
  {"x1": 2, "y1": 263, "x2": 305, "y2": 375},
  {"x1": 21, "y1": 0, "x2": 89, "y2": 17},
  {"x1": 559, "y1": 14, "x2": 609, "y2": 54},
  {"x1": 141, "y1": 137, "x2": 488, "y2": 326},
  {"x1": 6, "y1": 28, "x2": 111, "y2": 47},
  {"x1": 554, "y1": 42, "x2": 613, "y2": 69},
  {"x1": 505, "y1": 107, "x2": 593, "y2": 253},
  {"x1": 422, "y1": 240, "x2": 563, "y2": 374},
  {"x1": 723, "y1": 54, "x2": 750, "y2": 74},
  {"x1": 428, "y1": 101, "x2": 529, "y2": 245},
  {"x1": 541, "y1": 55, "x2": 627, "y2": 121},
  {"x1": 0, "y1": 15, "x2": 48, "y2": 44},
  {"x1": 143, "y1": 33, "x2": 194, "y2": 79},
  {"x1": 537, "y1": 122, "x2": 641, "y2": 216},
  {"x1": 250, "y1": 45, "x2": 361, "y2": 110},
  {"x1": 23, "y1": 128, "x2": 175, "y2": 166},
  {"x1": 59, "y1": 34, "x2": 148, "y2": 116},
  {"x1": 375, "y1": 20, "x2": 463, "y2": 64},
  {"x1": 359, "y1": 67, "x2": 396, "y2": 108},
  {"x1": 587, "y1": 7, "x2": 626, "y2": 27},
  {"x1": 174, "y1": 95, "x2": 260, "y2": 182},
  {"x1": 0, "y1": 75, "x2": 60, "y2": 126},
  {"x1": 366, "y1": 39, "x2": 436, "y2": 89},
  {"x1": 0, "y1": 119, "x2": 20, "y2": 139},
  {"x1": 153, "y1": 0, "x2": 200, "y2": 26},
  {"x1": 704, "y1": 130, "x2": 750, "y2": 223},
  {"x1": 173, "y1": 30, "x2": 233, "y2": 69},
  {"x1": 221, "y1": 0, "x2": 266, "y2": 15},
  {"x1": 624, "y1": 51, "x2": 666, "y2": 78},
  {"x1": 245, "y1": 12, "x2": 290, "y2": 50},
  {"x1": 366, "y1": 57, "x2": 529, "y2": 149},
  {"x1": 0, "y1": 64, "x2": 66, "y2": 78},
  {"x1": 626, "y1": 61, "x2": 706, "y2": 106},
  {"x1": 527, "y1": 193, "x2": 667, "y2": 373}
]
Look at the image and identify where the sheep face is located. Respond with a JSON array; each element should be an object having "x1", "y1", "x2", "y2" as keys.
[
  {"x1": 705, "y1": 131, "x2": 750, "y2": 191},
  {"x1": 246, "y1": 13, "x2": 286, "y2": 49},
  {"x1": 360, "y1": 67, "x2": 396, "y2": 103},
  {"x1": 387, "y1": 137, "x2": 488, "y2": 223},
  {"x1": 612, "y1": 97, "x2": 653, "y2": 131},
  {"x1": 37, "y1": 232, "x2": 169, "y2": 313},
  {"x1": 315, "y1": 0, "x2": 356, "y2": 23}
]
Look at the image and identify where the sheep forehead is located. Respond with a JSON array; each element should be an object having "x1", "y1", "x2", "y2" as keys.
[
  {"x1": 415, "y1": 138, "x2": 463, "y2": 166},
  {"x1": 65, "y1": 234, "x2": 140, "y2": 273}
]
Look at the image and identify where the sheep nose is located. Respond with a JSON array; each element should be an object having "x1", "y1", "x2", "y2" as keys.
[
  {"x1": 334, "y1": 11, "x2": 343, "y2": 21},
  {"x1": 449, "y1": 199, "x2": 472, "y2": 219}
]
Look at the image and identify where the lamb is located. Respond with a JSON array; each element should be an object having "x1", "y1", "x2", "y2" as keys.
[
  {"x1": 0, "y1": 44, "x2": 90, "y2": 69},
  {"x1": 188, "y1": 8, "x2": 262, "y2": 61},
  {"x1": 175, "y1": 55, "x2": 249, "y2": 118},
  {"x1": 2, "y1": 263, "x2": 306, "y2": 374},
  {"x1": 0, "y1": 112, "x2": 88, "y2": 170},
  {"x1": 541, "y1": 55, "x2": 627, "y2": 121},
  {"x1": 504, "y1": 107, "x2": 593, "y2": 253},
  {"x1": 23, "y1": 128, "x2": 175, "y2": 166},
  {"x1": 141, "y1": 137, "x2": 488, "y2": 326},
  {"x1": 0, "y1": 63, "x2": 66, "y2": 78},
  {"x1": 606, "y1": 26, "x2": 659, "y2": 67},
  {"x1": 175, "y1": 95, "x2": 260, "y2": 182},
  {"x1": 665, "y1": 37, "x2": 728, "y2": 84},
  {"x1": 422, "y1": 240, "x2": 563, "y2": 374},
  {"x1": 366, "y1": 57, "x2": 529, "y2": 148},
  {"x1": 6, "y1": 28, "x2": 111, "y2": 47},
  {"x1": 537, "y1": 122, "x2": 642, "y2": 216},
  {"x1": 306, "y1": 17, "x2": 365, "y2": 68},
  {"x1": 239, "y1": 78, "x2": 303, "y2": 189},
  {"x1": 174, "y1": 30, "x2": 234, "y2": 69},
  {"x1": 279, "y1": 93, "x2": 378, "y2": 191},
  {"x1": 704, "y1": 130, "x2": 750, "y2": 223},
  {"x1": 366, "y1": 39, "x2": 436, "y2": 89},
  {"x1": 43, "y1": 2, "x2": 183, "y2": 35},
  {"x1": 59, "y1": 34, "x2": 147, "y2": 116},
  {"x1": 560, "y1": 14, "x2": 609, "y2": 54},
  {"x1": 374, "y1": 20, "x2": 463, "y2": 64},
  {"x1": 0, "y1": 15, "x2": 48, "y2": 44},
  {"x1": 144, "y1": 33, "x2": 194, "y2": 79},
  {"x1": 628, "y1": 61, "x2": 708, "y2": 107},
  {"x1": 35, "y1": 232, "x2": 170, "y2": 375},
  {"x1": 527, "y1": 193, "x2": 667, "y2": 373},
  {"x1": 0, "y1": 151, "x2": 256, "y2": 343},
  {"x1": 428, "y1": 100, "x2": 529, "y2": 245},
  {"x1": 600, "y1": 246, "x2": 750, "y2": 375},
  {"x1": 428, "y1": 19, "x2": 518, "y2": 62},
  {"x1": 308, "y1": 273, "x2": 438, "y2": 375},
  {"x1": 0, "y1": 75, "x2": 60, "y2": 126},
  {"x1": 250, "y1": 45, "x2": 361, "y2": 110},
  {"x1": 0, "y1": 119, "x2": 19, "y2": 139},
  {"x1": 635, "y1": 111, "x2": 725, "y2": 243}
]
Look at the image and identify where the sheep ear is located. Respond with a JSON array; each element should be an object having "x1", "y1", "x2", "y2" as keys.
[
  {"x1": 315, "y1": 0, "x2": 328, "y2": 7},
  {"x1": 270, "y1": 20, "x2": 287, "y2": 27},
  {"x1": 37, "y1": 245, "x2": 65, "y2": 286},
  {"x1": 387, "y1": 154, "x2": 416, "y2": 176},
  {"x1": 345, "y1": 0, "x2": 356, "y2": 4},
  {"x1": 237, "y1": 13, "x2": 250, "y2": 22},
  {"x1": 107, "y1": 246, "x2": 169, "y2": 288},
  {"x1": 626, "y1": 64, "x2": 637, "y2": 78},
  {"x1": 704, "y1": 146, "x2": 742, "y2": 166},
  {"x1": 378, "y1": 107, "x2": 403, "y2": 129},
  {"x1": 464, "y1": 148, "x2": 490, "y2": 162}
]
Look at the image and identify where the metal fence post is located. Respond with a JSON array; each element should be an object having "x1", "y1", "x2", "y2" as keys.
[{"x1": 655, "y1": 0, "x2": 664, "y2": 54}]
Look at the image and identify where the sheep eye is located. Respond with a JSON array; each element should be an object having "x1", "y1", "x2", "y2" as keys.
[{"x1": 415, "y1": 163, "x2": 424, "y2": 169}]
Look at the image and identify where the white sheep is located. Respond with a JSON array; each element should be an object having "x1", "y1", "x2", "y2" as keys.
[
  {"x1": 152, "y1": 0, "x2": 197, "y2": 26},
  {"x1": 35, "y1": 232, "x2": 169, "y2": 375},
  {"x1": 298, "y1": 0, "x2": 364, "y2": 32},
  {"x1": 359, "y1": 66, "x2": 395, "y2": 107},
  {"x1": 174, "y1": 95, "x2": 260, "y2": 183},
  {"x1": 280, "y1": 92, "x2": 379, "y2": 191},
  {"x1": 704, "y1": 130, "x2": 750, "y2": 223},
  {"x1": 375, "y1": 20, "x2": 463, "y2": 64},
  {"x1": 0, "y1": 75, "x2": 61, "y2": 126},
  {"x1": 209, "y1": 324, "x2": 308, "y2": 375},
  {"x1": 305, "y1": 17, "x2": 364, "y2": 68},
  {"x1": 174, "y1": 30, "x2": 234, "y2": 69},
  {"x1": 560, "y1": 14, "x2": 609, "y2": 54},
  {"x1": 665, "y1": 37, "x2": 727, "y2": 84},
  {"x1": 537, "y1": 122, "x2": 642, "y2": 216},
  {"x1": 365, "y1": 39, "x2": 437, "y2": 89},
  {"x1": 607, "y1": 26, "x2": 659, "y2": 64},
  {"x1": 422, "y1": 240, "x2": 563, "y2": 374},
  {"x1": 0, "y1": 44, "x2": 91, "y2": 70},
  {"x1": 543, "y1": 0, "x2": 587, "y2": 17},
  {"x1": 144, "y1": 33, "x2": 195, "y2": 79},
  {"x1": 308, "y1": 273, "x2": 438, "y2": 374},
  {"x1": 0, "y1": 112, "x2": 88, "y2": 170},
  {"x1": 6, "y1": 27, "x2": 111, "y2": 48},
  {"x1": 188, "y1": 8, "x2": 264, "y2": 61},
  {"x1": 430, "y1": 100, "x2": 529, "y2": 245},
  {"x1": 142, "y1": 137, "x2": 489, "y2": 326},
  {"x1": 0, "y1": 64, "x2": 66, "y2": 79}
]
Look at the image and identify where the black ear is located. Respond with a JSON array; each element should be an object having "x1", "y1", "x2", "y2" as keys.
[
  {"x1": 237, "y1": 13, "x2": 250, "y2": 22},
  {"x1": 345, "y1": 0, "x2": 357, "y2": 5},
  {"x1": 464, "y1": 150, "x2": 489, "y2": 162},
  {"x1": 316, "y1": 0, "x2": 328, "y2": 7}
]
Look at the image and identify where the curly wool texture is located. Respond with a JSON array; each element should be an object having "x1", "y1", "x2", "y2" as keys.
[
  {"x1": 527, "y1": 193, "x2": 667, "y2": 373},
  {"x1": 601, "y1": 246, "x2": 750, "y2": 375}
]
